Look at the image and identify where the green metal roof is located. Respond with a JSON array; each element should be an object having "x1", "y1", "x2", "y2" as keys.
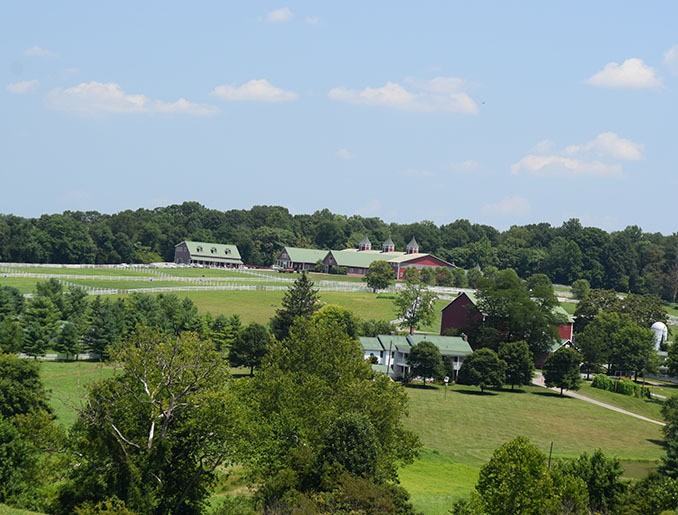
[
  {"x1": 371, "y1": 364, "x2": 390, "y2": 375},
  {"x1": 279, "y1": 247, "x2": 329, "y2": 264},
  {"x1": 377, "y1": 335, "x2": 410, "y2": 350},
  {"x1": 551, "y1": 305, "x2": 575, "y2": 323},
  {"x1": 328, "y1": 250, "x2": 403, "y2": 268},
  {"x1": 178, "y1": 241, "x2": 242, "y2": 263},
  {"x1": 359, "y1": 337, "x2": 384, "y2": 351},
  {"x1": 407, "y1": 334, "x2": 473, "y2": 355}
]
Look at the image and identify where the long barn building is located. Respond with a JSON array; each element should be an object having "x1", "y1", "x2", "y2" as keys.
[{"x1": 275, "y1": 235, "x2": 455, "y2": 279}]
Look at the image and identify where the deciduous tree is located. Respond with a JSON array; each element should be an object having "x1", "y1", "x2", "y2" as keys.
[
  {"x1": 229, "y1": 322, "x2": 271, "y2": 376},
  {"x1": 498, "y1": 341, "x2": 534, "y2": 390},
  {"x1": 456, "y1": 348, "x2": 506, "y2": 393},
  {"x1": 543, "y1": 347, "x2": 582, "y2": 395},
  {"x1": 407, "y1": 341, "x2": 443, "y2": 384},
  {"x1": 394, "y1": 283, "x2": 437, "y2": 335}
]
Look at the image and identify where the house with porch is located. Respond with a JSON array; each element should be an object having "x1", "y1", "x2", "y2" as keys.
[
  {"x1": 359, "y1": 333, "x2": 473, "y2": 380},
  {"x1": 275, "y1": 247, "x2": 329, "y2": 271}
]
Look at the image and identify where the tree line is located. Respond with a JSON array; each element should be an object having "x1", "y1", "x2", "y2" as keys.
[{"x1": 2, "y1": 202, "x2": 678, "y2": 299}]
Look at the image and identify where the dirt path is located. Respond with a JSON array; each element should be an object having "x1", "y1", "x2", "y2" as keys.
[{"x1": 532, "y1": 373, "x2": 665, "y2": 426}]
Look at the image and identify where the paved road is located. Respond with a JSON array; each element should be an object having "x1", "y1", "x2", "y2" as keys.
[{"x1": 532, "y1": 372, "x2": 665, "y2": 426}]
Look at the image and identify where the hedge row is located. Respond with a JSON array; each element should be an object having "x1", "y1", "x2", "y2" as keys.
[{"x1": 591, "y1": 374, "x2": 652, "y2": 399}]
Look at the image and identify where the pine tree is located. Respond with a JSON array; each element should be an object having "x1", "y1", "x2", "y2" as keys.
[{"x1": 270, "y1": 272, "x2": 319, "y2": 340}]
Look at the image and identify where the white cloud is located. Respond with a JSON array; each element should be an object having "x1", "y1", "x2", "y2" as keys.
[
  {"x1": 529, "y1": 140, "x2": 555, "y2": 154},
  {"x1": 211, "y1": 79, "x2": 297, "y2": 102},
  {"x1": 450, "y1": 160, "x2": 479, "y2": 172},
  {"x1": 511, "y1": 155, "x2": 622, "y2": 177},
  {"x1": 154, "y1": 98, "x2": 219, "y2": 116},
  {"x1": 267, "y1": 7, "x2": 294, "y2": 22},
  {"x1": 336, "y1": 148, "x2": 355, "y2": 159},
  {"x1": 357, "y1": 200, "x2": 381, "y2": 216},
  {"x1": 25, "y1": 45, "x2": 56, "y2": 57},
  {"x1": 6, "y1": 79, "x2": 39, "y2": 94},
  {"x1": 328, "y1": 76, "x2": 478, "y2": 114},
  {"x1": 482, "y1": 196, "x2": 530, "y2": 216},
  {"x1": 305, "y1": 16, "x2": 319, "y2": 24},
  {"x1": 399, "y1": 169, "x2": 433, "y2": 177},
  {"x1": 513, "y1": 132, "x2": 642, "y2": 178},
  {"x1": 585, "y1": 58, "x2": 662, "y2": 89},
  {"x1": 564, "y1": 132, "x2": 643, "y2": 161},
  {"x1": 46, "y1": 81, "x2": 218, "y2": 116},
  {"x1": 665, "y1": 45, "x2": 678, "y2": 73}
]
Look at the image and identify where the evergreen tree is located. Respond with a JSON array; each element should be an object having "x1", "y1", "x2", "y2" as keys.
[
  {"x1": 85, "y1": 296, "x2": 122, "y2": 358},
  {"x1": 270, "y1": 272, "x2": 319, "y2": 340}
]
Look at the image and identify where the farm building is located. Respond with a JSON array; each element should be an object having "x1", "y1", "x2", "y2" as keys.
[
  {"x1": 174, "y1": 241, "x2": 243, "y2": 267},
  {"x1": 359, "y1": 333, "x2": 472, "y2": 380},
  {"x1": 275, "y1": 247, "x2": 329, "y2": 271},
  {"x1": 439, "y1": 293, "x2": 574, "y2": 364},
  {"x1": 322, "y1": 236, "x2": 455, "y2": 278}
]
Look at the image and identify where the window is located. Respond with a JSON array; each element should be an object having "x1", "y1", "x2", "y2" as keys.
[
  {"x1": 196, "y1": 246, "x2": 203, "y2": 252},
  {"x1": 225, "y1": 249, "x2": 231, "y2": 255},
  {"x1": 211, "y1": 247, "x2": 217, "y2": 254}
]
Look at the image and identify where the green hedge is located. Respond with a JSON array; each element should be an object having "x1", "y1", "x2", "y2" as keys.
[{"x1": 592, "y1": 374, "x2": 652, "y2": 399}]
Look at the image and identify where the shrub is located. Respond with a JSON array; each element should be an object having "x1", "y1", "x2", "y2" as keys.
[
  {"x1": 329, "y1": 266, "x2": 347, "y2": 275},
  {"x1": 591, "y1": 374, "x2": 652, "y2": 399}
]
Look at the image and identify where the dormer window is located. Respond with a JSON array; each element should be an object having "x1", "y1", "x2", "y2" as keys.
[
  {"x1": 225, "y1": 249, "x2": 231, "y2": 255},
  {"x1": 211, "y1": 247, "x2": 217, "y2": 254},
  {"x1": 196, "y1": 246, "x2": 203, "y2": 252}
]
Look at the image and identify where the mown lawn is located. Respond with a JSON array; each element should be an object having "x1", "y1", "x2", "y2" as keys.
[
  {"x1": 577, "y1": 382, "x2": 665, "y2": 421},
  {"x1": 0, "y1": 276, "x2": 41, "y2": 293},
  {"x1": 181, "y1": 290, "x2": 404, "y2": 324},
  {"x1": 399, "y1": 383, "x2": 664, "y2": 513}
]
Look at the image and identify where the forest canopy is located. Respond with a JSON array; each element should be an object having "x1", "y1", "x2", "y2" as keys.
[{"x1": 1, "y1": 203, "x2": 677, "y2": 299}]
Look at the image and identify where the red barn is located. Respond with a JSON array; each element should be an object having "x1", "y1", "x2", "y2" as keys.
[{"x1": 440, "y1": 292, "x2": 483, "y2": 335}]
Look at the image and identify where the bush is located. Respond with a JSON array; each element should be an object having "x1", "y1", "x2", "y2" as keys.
[
  {"x1": 591, "y1": 374, "x2": 652, "y2": 399},
  {"x1": 329, "y1": 266, "x2": 347, "y2": 275}
]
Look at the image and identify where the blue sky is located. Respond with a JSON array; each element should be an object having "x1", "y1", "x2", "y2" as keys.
[{"x1": 2, "y1": 2, "x2": 677, "y2": 233}]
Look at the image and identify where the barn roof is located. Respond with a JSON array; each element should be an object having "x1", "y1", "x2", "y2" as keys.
[
  {"x1": 279, "y1": 247, "x2": 329, "y2": 264},
  {"x1": 177, "y1": 241, "x2": 242, "y2": 263},
  {"x1": 359, "y1": 336, "x2": 384, "y2": 351},
  {"x1": 328, "y1": 250, "x2": 403, "y2": 268}
]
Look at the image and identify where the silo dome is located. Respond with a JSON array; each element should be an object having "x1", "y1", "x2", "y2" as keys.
[{"x1": 651, "y1": 321, "x2": 668, "y2": 350}]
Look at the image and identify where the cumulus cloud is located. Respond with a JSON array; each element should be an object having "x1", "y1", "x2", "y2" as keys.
[
  {"x1": 450, "y1": 160, "x2": 479, "y2": 172},
  {"x1": 511, "y1": 155, "x2": 622, "y2": 177},
  {"x1": 585, "y1": 58, "x2": 662, "y2": 89},
  {"x1": 564, "y1": 132, "x2": 643, "y2": 161},
  {"x1": 154, "y1": 98, "x2": 219, "y2": 116},
  {"x1": 46, "y1": 81, "x2": 218, "y2": 116},
  {"x1": 267, "y1": 7, "x2": 294, "y2": 22},
  {"x1": 399, "y1": 169, "x2": 433, "y2": 177},
  {"x1": 305, "y1": 16, "x2": 320, "y2": 24},
  {"x1": 328, "y1": 76, "x2": 478, "y2": 114},
  {"x1": 512, "y1": 132, "x2": 642, "y2": 179},
  {"x1": 211, "y1": 79, "x2": 297, "y2": 102},
  {"x1": 665, "y1": 45, "x2": 678, "y2": 73},
  {"x1": 6, "y1": 79, "x2": 39, "y2": 94},
  {"x1": 482, "y1": 196, "x2": 530, "y2": 216},
  {"x1": 25, "y1": 45, "x2": 55, "y2": 57},
  {"x1": 336, "y1": 148, "x2": 355, "y2": 159}
]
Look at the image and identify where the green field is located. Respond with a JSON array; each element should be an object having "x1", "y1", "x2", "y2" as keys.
[
  {"x1": 39, "y1": 362, "x2": 665, "y2": 514},
  {"x1": 400, "y1": 383, "x2": 664, "y2": 513},
  {"x1": 577, "y1": 382, "x2": 666, "y2": 421},
  {"x1": 41, "y1": 361, "x2": 117, "y2": 427},
  {"x1": 1, "y1": 266, "x2": 152, "y2": 277},
  {"x1": 0, "y1": 276, "x2": 41, "y2": 293}
]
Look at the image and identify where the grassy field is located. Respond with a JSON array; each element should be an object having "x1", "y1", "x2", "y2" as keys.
[
  {"x1": 0, "y1": 276, "x2": 41, "y2": 293},
  {"x1": 41, "y1": 361, "x2": 117, "y2": 427},
  {"x1": 400, "y1": 383, "x2": 664, "y2": 513},
  {"x1": 577, "y1": 382, "x2": 666, "y2": 421},
  {"x1": 38, "y1": 360, "x2": 665, "y2": 514},
  {"x1": 1, "y1": 266, "x2": 152, "y2": 277}
]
